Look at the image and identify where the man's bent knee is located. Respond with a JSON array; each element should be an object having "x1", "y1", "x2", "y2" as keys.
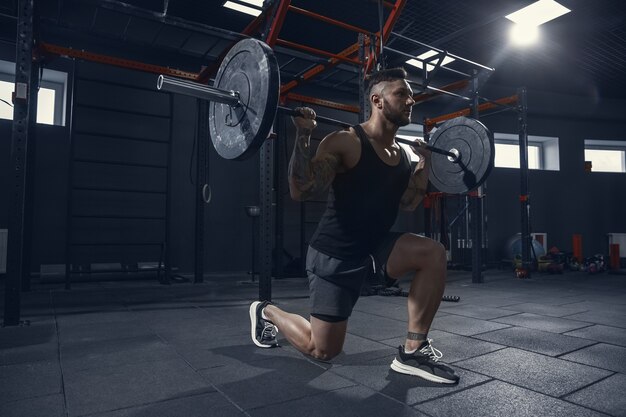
[{"x1": 311, "y1": 347, "x2": 342, "y2": 361}]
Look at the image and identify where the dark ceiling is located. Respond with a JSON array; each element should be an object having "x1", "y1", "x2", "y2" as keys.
[{"x1": 1, "y1": 0, "x2": 625, "y2": 105}]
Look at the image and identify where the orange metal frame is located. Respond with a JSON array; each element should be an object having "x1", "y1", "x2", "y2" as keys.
[
  {"x1": 38, "y1": 42, "x2": 198, "y2": 80},
  {"x1": 39, "y1": 1, "x2": 513, "y2": 127},
  {"x1": 283, "y1": 93, "x2": 359, "y2": 113},
  {"x1": 424, "y1": 95, "x2": 519, "y2": 131},
  {"x1": 269, "y1": 0, "x2": 407, "y2": 101}
]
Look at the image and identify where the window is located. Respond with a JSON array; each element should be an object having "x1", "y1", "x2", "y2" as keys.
[
  {"x1": 584, "y1": 140, "x2": 626, "y2": 173},
  {"x1": 0, "y1": 60, "x2": 67, "y2": 126},
  {"x1": 494, "y1": 133, "x2": 560, "y2": 171}
]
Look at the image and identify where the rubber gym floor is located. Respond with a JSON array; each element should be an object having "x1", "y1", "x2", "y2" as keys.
[{"x1": 1, "y1": 270, "x2": 625, "y2": 417}]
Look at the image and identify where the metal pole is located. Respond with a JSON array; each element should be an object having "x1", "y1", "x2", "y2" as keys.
[
  {"x1": 273, "y1": 116, "x2": 285, "y2": 279},
  {"x1": 162, "y1": 93, "x2": 174, "y2": 284},
  {"x1": 194, "y1": 99, "x2": 209, "y2": 283},
  {"x1": 259, "y1": 138, "x2": 274, "y2": 301},
  {"x1": 518, "y1": 87, "x2": 531, "y2": 277},
  {"x1": 21, "y1": 26, "x2": 40, "y2": 292},
  {"x1": 64, "y1": 61, "x2": 77, "y2": 290},
  {"x1": 470, "y1": 70, "x2": 483, "y2": 283},
  {"x1": 4, "y1": 0, "x2": 35, "y2": 326},
  {"x1": 358, "y1": 33, "x2": 368, "y2": 123}
]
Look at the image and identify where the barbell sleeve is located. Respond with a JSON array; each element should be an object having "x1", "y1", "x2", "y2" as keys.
[{"x1": 157, "y1": 75, "x2": 241, "y2": 107}]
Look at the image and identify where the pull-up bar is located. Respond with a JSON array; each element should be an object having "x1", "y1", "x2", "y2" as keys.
[
  {"x1": 390, "y1": 31, "x2": 495, "y2": 72},
  {"x1": 424, "y1": 94, "x2": 519, "y2": 130}
]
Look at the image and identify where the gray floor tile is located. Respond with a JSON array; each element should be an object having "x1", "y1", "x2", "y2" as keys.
[
  {"x1": 199, "y1": 355, "x2": 356, "y2": 410},
  {"x1": 0, "y1": 341, "x2": 59, "y2": 367},
  {"x1": 438, "y1": 304, "x2": 520, "y2": 320},
  {"x1": 54, "y1": 310, "x2": 138, "y2": 326},
  {"x1": 346, "y1": 310, "x2": 408, "y2": 341},
  {"x1": 0, "y1": 320, "x2": 56, "y2": 349},
  {"x1": 560, "y1": 301, "x2": 626, "y2": 313},
  {"x1": 185, "y1": 340, "x2": 305, "y2": 370},
  {"x1": 86, "y1": 392, "x2": 246, "y2": 417},
  {"x1": 58, "y1": 320, "x2": 155, "y2": 345},
  {"x1": 249, "y1": 385, "x2": 427, "y2": 417},
  {"x1": 3, "y1": 271, "x2": 626, "y2": 416},
  {"x1": 0, "y1": 320, "x2": 58, "y2": 366},
  {"x1": 0, "y1": 394, "x2": 65, "y2": 417},
  {"x1": 560, "y1": 343, "x2": 626, "y2": 373},
  {"x1": 493, "y1": 312, "x2": 591, "y2": 333},
  {"x1": 353, "y1": 296, "x2": 410, "y2": 321},
  {"x1": 330, "y1": 353, "x2": 490, "y2": 405},
  {"x1": 563, "y1": 310, "x2": 626, "y2": 329},
  {"x1": 474, "y1": 326, "x2": 596, "y2": 356},
  {"x1": 499, "y1": 302, "x2": 590, "y2": 317},
  {"x1": 332, "y1": 333, "x2": 395, "y2": 365},
  {"x1": 416, "y1": 380, "x2": 607, "y2": 417},
  {"x1": 379, "y1": 330, "x2": 506, "y2": 363},
  {"x1": 64, "y1": 358, "x2": 213, "y2": 417},
  {"x1": 431, "y1": 314, "x2": 511, "y2": 336},
  {"x1": 564, "y1": 373, "x2": 626, "y2": 417},
  {"x1": 564, "y1": 324, "x2": 626, "y2": 347},
  {"x1": 61, "y1": 335, "x2": 179, "y2": 373},
  {"x1": 171, "y1": 334, "x2": 269, "y2": 369},
  {"x1": 454, "y1": 347, "x2": 612, "y2": 397},
  {"x1": 0, "y1": 360, "x2": 62, "y2": 403}
]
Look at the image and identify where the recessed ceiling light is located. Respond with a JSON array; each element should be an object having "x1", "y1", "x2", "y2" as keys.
[
  {"x1": 509, "y1": 23, "x2": 540, "y2": 46},
  {"x1": 405, "y1": 50, "x2": 455, "y2": 72},
  {"x1": 505, "y1": 0, "x2": 571, "y2": 27},
  {"x1": 223, "y1": 1, "x2": 262, "y2": 17}
]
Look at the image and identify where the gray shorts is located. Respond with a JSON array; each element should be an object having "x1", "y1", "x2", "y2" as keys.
[{"x1": 306, "y1": 232, "x2": 403, "y2": 320}]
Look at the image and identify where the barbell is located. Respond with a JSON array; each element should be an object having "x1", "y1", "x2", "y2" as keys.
[{"x1": 156, "y1": 38, "x2": 494, "y2": 194}]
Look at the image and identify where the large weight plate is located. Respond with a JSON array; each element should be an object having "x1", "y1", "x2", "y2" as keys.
[
  {"x1": 428, "y1": 116, "x2": 494, "y2": 194},
  {"x1": 209, "y1": 38, "x2": 280, "y2": 160}
]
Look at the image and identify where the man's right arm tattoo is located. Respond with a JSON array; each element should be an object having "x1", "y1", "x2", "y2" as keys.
[{"x1": 288, "y1": 129, "x2": 339, "y2": 200}]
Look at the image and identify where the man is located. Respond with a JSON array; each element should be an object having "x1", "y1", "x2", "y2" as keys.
[{"x1": 249, "y1": 68, "x2": 458, "y2": 384}]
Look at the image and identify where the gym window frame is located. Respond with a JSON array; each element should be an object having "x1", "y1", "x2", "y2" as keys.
[
  {"x1": 493, "y1": 133, "x2": 560, "y2": 171},
  {"x1": 584, "y1": 140, "x2": 626, "y2": 173},
  {"x1": 0, "y1": 59, "x2": 68, "y2": 126}
]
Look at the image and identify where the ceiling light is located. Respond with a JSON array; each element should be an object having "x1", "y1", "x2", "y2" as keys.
[
  {"x1": 509, "y1": 23, "x2": 540, "y2": 46},
  {"x1": 405, "y1": 50, "x2": 455, "y2": 72},
  {"x1": 505, "y1": 0, "x2": 571, "y2": 27},
  {"x1": 223, "y1": 1, "x2": 262, "y2": 16}
]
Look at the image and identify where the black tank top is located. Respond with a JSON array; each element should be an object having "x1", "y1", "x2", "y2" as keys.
[{"x1": 309, "y1": 125, "x2": 412, "y2": 259}]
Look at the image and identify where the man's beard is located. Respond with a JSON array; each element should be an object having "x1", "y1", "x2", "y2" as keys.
[{"x1": 383, "y1": 106, "x2": 411, "y2": 126}]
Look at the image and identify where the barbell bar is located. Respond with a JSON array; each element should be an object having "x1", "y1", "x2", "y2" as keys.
[
  {"x1": 158, "y1": 75, "x2": 462, "y2": 162},
  {"x1": 156, "y1": 38, "x2": 494, "y2": 194}
]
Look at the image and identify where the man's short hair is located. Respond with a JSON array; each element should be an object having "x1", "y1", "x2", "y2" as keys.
[{"x1": 366, "y1": 67, "x2": 408, "y2": 96}]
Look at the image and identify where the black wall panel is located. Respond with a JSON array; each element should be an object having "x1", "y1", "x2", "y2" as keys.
[{"x1": 2, "y1": 43, "x2": 626, "y2": 280}]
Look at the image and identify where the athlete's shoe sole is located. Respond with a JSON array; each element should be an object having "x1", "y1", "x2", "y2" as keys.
[
  {"x1": 249, "y1": 301, "x2": 276, "y2": 348},
  {"x1": 390, "y1": 358, "x2": 458, "y2": 384}
]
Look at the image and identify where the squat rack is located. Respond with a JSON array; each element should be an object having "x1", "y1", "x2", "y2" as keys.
[
  {"x1": 3, "y1": 0, "x2": 533, "y2": 325},
  {"x1": 259, "y1": 0, "x2": 533, "y2": 292},
  {"x1": 257, "y1": 2, "x2": 531, "y2": 292}
]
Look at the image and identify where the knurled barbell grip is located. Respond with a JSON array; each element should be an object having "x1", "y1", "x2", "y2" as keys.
[
  {"x1": 278, "y1": 106, "x2": 352, "y2": 129},
  {"x1": 283, "y1": 107, "x2": 458, "y2": 161},
  {"x1": 395, "y1": 137, "x2": 459, "y2": 160}
]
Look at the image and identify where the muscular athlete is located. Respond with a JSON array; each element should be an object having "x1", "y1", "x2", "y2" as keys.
[{"x1": 249, "y1": 68, "x2": 458, "y2": 384}]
